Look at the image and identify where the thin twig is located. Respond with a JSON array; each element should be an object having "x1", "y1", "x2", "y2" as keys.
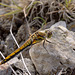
[
  {"x1": 43, "y1": 40, "x2": 50, "y2": 55},
  {"x1": 23, "y1": 6, "x2": 31, "y2": 35},
  {"x1": 58, "y1": 68, "x2": 63, "y2": 75},
  {"x1": 10, "y1": 0, "x2": 31, "y2": 75},
  {"x1": 65, "y1": 13, "x2": 75, "y2": 21},
  {"x1": 10, "y1": 24, "x2": 31, "y2": 75},
  {"x1": 23, "y1": 0, "x2": 36, "y2": 35}
]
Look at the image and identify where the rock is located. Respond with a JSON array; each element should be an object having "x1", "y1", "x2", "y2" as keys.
[
  {"x1": 0, "y1": 34, "x2": 15, "y2": 57},
  {"x1": 50, "y1": 21, "x2": 66, "y2": 29},
  {"x1": 14, "y1": 58, "x2": 35, "y2": 75},
  {"x1": 7, "y1": 57, "x2": 19, "y2": 65},
  {"x1": 5, "y1": 34, "x2": 14, "y2": 49},
  {"x1": 0, "y1": 64, "x2": 12, "y2": 75},
  {"x1": 0, "y1": 57, "x2": 19, "y2": 75},
  {"x1": 0, "y1": 23, "x2": 10, "y2": 40},
  {"x1": 29, "y1": 22, "x2": 75, "y2": 75},
  {"x1": 67, "y1": 22, "x2": 75, "y2": 32},
  {"x1": 16, "y1": 24, "x2": 29, "y2": 43},
  {"x1": 1, "y1": 23, "x2": 11, "y2": 33},
  {"x1": 0, "y1": 45, "x2": 5, "y2": 52},
  {"x1": 0, "y1": 34, "x2": 16, "y2": 60},
  {"x1": 14, "y1": 17, "x2": 23, "y2": 28},
  {"x1": 1, "y1": 41, "x2": 5, "y2": 45},
  {"x1": 0, "y1": 42, "x2": 8, "y2": 60}
]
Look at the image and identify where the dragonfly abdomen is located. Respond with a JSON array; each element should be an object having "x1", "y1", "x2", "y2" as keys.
[{"x1": 0, "y1": 38, "x2": 32, "y2": 65}]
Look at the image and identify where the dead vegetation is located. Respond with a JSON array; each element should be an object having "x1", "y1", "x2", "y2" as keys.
[{"x1": 0, "y1": 0, "x2": 75, "y2": 32}]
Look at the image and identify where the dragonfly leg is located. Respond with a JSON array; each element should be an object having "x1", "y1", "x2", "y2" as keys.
[
  {"x1": 73, "y1": 48, "x2": 75, "y2": 51},
  {"x1": 43, "y1": 40, "x2": 50, "y2": 54},
  {"x1": 45, "y1": 39, "x2": 51, "y2": 43}
]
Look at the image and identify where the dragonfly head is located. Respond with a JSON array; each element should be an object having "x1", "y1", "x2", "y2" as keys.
[{"x1": 45, "y1": 30, "x2": 52, "y2": 38}]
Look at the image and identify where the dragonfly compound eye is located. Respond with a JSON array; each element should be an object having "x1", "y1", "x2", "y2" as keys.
[{"x1": 47, "y1": 31, "x2": 52, "y2": 38}]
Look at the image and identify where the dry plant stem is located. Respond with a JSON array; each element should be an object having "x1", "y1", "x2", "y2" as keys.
[
  {"x1": 28, "y1": 0, "x2": 35, "y2": 8},
  {"x1": 43, "y1": 40, "x2": 50, "y2": 55},
  {"x1": 49, "y1": 1, "x2": 75, "y2": 21},
  {"x1": 10, "y1": 25, "x2": 31, "y2": 75},
  {"x1": 28, "y1": 6, "x2": 36, "y2": 22},
  {"x1": 23, "y1": 0, "x2": 36, "y2": 35},
  {"x1": 23, "y1": 8, "x2": 31, "y2": 35},
  {"x1": 0, "y1": 51, "x2": 17, "y2": 75},
  {"x1": 29, "y1": 20, "x2": 37, "y2": 26},
  {"x1": 65, "y1": 13, "x2": 75, "y2": 20},
  {"x1": 10, "y1": 0, "x2": 31, "y2": 74},
  {"x1": 58, "y1": 68, "x2": 63, "y2": 75},
  {"x1": 38, "y1": 5, "x2": 44, "y2": 18}
]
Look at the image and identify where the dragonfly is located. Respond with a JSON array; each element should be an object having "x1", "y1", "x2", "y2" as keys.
[{"x1": 0, "y1": 29, "x2": 52, "y2": 65}]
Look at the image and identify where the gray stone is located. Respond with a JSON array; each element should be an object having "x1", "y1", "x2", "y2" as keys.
[
  {"x1": 50, "y1": 21, "x2": 66, "y2": 29},
  {"x1": 1, "y1": 41, "x2": 5, "y2": 45},
  {"x1": 16, "y1": 25, "x2": 29, "y2": 43},
  {"x1": 14, "y1": 58, "x2": 35, "y2": 75},
  {"x1": 0, "y1": 64, "x2": 12, "y2": 75},
  {"x1": 67, "y1": 22, "x2": 75, "y2": 32},
  {"x1": 0, "y1": 44, "x2": 7, "y2": 59},
  {"x1": 5, "y1": 34, "x2": 14, "y2": 55},
  {"x1": 1, "y1": 23, "x2": 11, "y2": 33},
  {"x1": 5, "y1": 34, "x2": 14, "y2": 49},
  {"x1": 7, "y1": 57, "x2": 19, "y2": 65},
  {"x1": 0, "y1": 57, "x2": 19, "y2": 75},
  {"x1": 29, "y1": 22, "x2": 75, "y2": 75}
]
